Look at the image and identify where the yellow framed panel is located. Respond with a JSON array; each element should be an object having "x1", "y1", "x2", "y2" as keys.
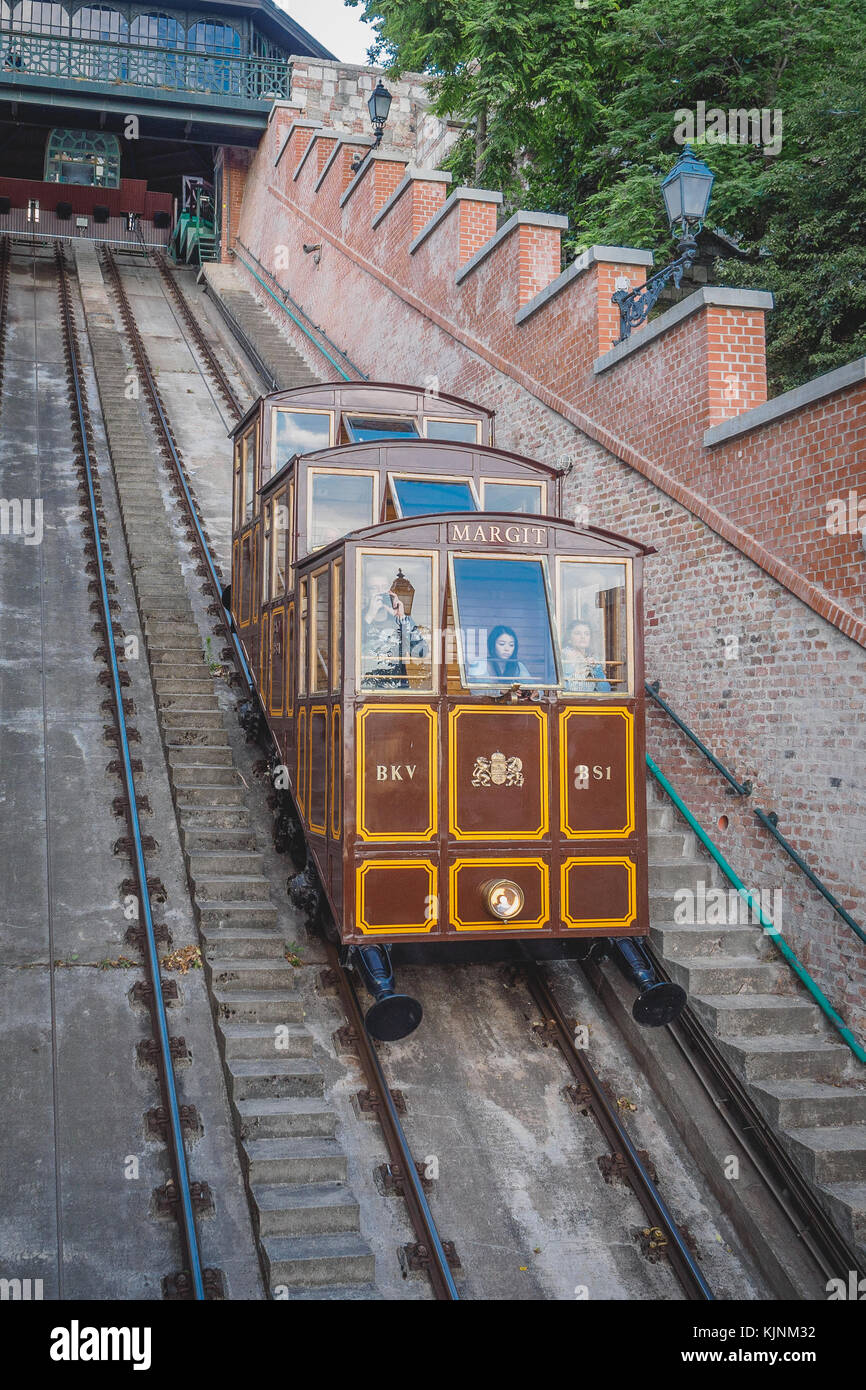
[
  {"x1": 260, "y1": 610, "x2": 269, "y2": 702},
  {"x1": 331, "y1": 706, "x2": 342, "y2": 839},
  {"x1": 296, "y1": 705, "x2": 307, "y2": 817},
  {"x1": 286, "y1": 600, "x2": 295, "y2": 717},
  {"x1": 307, "y1": 703, "x2": 328, "y2": 836},
  {"x1": 448, "y1": 704, "x2": 549, "y2": 840},
  {"x1": 268, "y1": 605, "x2": 286, "y2": 718},
  {"x1": 356, "y1": 703, "x2": 437, "y2": 842},
  {"x1": 555, "y1": 554, "x2": 635, "y2": 699},
  {"x1": 561, "y1": 856, "x2": 637, "y2": 931},
  {"x1": 355, "y1": 859, "x2": 438, "y2": 936},
  {"x1": 310, "y1": 563, "x2": 330, "y2": 694},
  {"x1": 449, "y1": 857, "x2": 549, "y2": 931},
  {"x1": 354, "y1": 547, "x2": 439, "y2": 697},
  {"x1": 558, "y1": 706, "x2": 635, "y2": 839}
]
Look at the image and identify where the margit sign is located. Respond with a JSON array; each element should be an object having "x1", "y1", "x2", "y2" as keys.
[{"x1": 448, "y1": 522, "x2": 548, "y2": 545}]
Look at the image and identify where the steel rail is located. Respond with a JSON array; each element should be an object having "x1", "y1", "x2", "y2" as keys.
[
  {"x1": 99, "y1": 245, "x2": 253, "y2": 693},
  {"x1": 151, "y1": 250, "x2": 245, "y2": 421},
  {"x1": 522, "y1": 960, "x2": 714, "y2": 1301},
  {"x1": 323, "y1": 940, "x2": 460, "y2": 1301},
  {"x1": 55, "y1": 241, "x2": 206, "y2": 1299}
]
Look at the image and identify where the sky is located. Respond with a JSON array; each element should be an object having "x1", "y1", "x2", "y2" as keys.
[{"x1": 279, "y1": 0, "x2": 379, "y2": 65}]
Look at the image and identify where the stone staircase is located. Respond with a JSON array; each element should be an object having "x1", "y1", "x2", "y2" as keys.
[
  {"x1": 80, "y1": 250, "x2": 377, "y2": 1298},
  {"x1": 646, "y1": 781, "x2": 866, "y2": 1260},
  {"x1": 202, "y1": 262, "x2": 323, "y2": 391}
]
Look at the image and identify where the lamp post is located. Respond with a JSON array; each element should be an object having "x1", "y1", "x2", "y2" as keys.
[
  {"x1": 612, "y1": 145, "x2": 715, "y2": 344},
  {"x1": 351, "y1": 78, "x2": 393, "y2": 173}
]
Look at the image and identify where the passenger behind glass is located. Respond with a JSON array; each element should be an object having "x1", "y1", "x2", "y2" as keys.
[
  {"x1": 468, "y1": 624, "x2": 531, "y2": 684},
  {"x1": 561, "y1": 620, "x2": 611, "y2": 692},
  {"x1": 361, "y1": 568, "x2": 428, "y2": 689}
]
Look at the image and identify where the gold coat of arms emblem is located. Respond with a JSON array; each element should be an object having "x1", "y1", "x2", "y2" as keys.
[{"x1": 471, "y1": 751, "x2": 524, "y2": 787}]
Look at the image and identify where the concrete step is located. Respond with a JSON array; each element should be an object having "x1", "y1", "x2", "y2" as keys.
[
  {"x1": 169, "y1": 745, "x2": 233, "y2": 767},
  {"x1": 175, "y1": 784, "x2": 246, "y2": 807},
  {"x1": 178, "y1": 806, "x2": 252, "y2": 830},
  {"x1": 650, "y1": 922, "x2": 773, "y2": 960},
  {"x1": 262, "y1": 1233, "x2": 374, "y2": 1287},
  {"x1": 192, "y1": 873, "x2": 272, "y2": 902},
  {"x1": 784, "y1": 1126, "x2": 866, "y2": 1184},
  {"x1": 235, "y1": 1097, "x2": 337, "y2": 1141},
  {"x1": 153, "y1": 678, "x2": 217, "y2": 695},
  {"x1": 189, "y1": 850, "x2": 264, "y2": 876},
  {"x1": 718, "y1": 1034, "x2": 849, "y2": 1084},
  {"x1": 647, "y1": 831, "x2": 691, "y2": 858},
  {"x1": 228, "y1": 1058, "x2": 324, "y2": 1101},
  {"x1": 161, "y1": 707, "x2": 224, "y2": 728},
  {"x1": 666, "y1": 954, "x2": 781, "y2": 995},
  {"x1": 816, "y1": 1183, "x2": 866, "y2": 1260},
  {"x1": 221, "y1": 1022, "x2": 312, "y2": 1059},
  {"x1": 173, "y1": 764, "x2": 241, "y2": 786},
  {"x1": 252, "y1": 1182, "x2": 359, "y2": 1238},
  {"x1": 246, "y1": 1137, "x2": 347, "y2": 1185},
  {"x1": 182, "y1": 826, "x2": 257, "y2": 853},
  {"x1": 281, "y1": 1283, "x2": 383, "y2": 1301},
  {"x1": 158, "y1": 692, "x2": 222, "y2": 711},
  {"x1": 750, "y1": 1079, "x2": 866, "y2": 1129},
  {"x1": 646, "y1": 805, "x2": 672, "y2": 831},
  {"x1": 207, "y1": 955, "x2": 295, "y2": 990},
  {"x1": 216, "y1": 988, "x2": 304, "y2": 1024},
  {"x1": 690, "y1": 993, "x2": 820, "y2": 1038},
  {"x1": 196, "y1": 900, "x2": 278, "y2": 929},
  {"x1": 199, "y1": 926, "x2": 287, "y2": 960},
  {"x1": 166, "y1": 728, "x2": 231, "y2": 748}
]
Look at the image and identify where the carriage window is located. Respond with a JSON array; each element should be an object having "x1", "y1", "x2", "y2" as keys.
[
  {"x1": 272, "y1": 491, "x2": 288, "y2": 596},
  {"x1": 332, "y1": 559, "x2": 342, "y2": 692},
  {"x1": 311, "y1": 567, "x2": 330, "y2": 694},
  {"x1": 450, "y1": 556, "x2": 558, "y2": 689},
  {"x1": 389, "y1": 476, "x2": 478, "y2": 518},
  {"x1": 233, "y1": 440, "x2": 242, "y2": 529},
  {"x1": 358, "y1": 552, "x2": 435, "y2": 693},
  {"x1": 424, "y1": 418, "x2": 481, "y2": 443},
  {"x1": 272, "y1": 409, "x2": 332, "y2": 471},
  {"x1": 482, "y1": 480, "x2": 544, "y2": 515},
  {"x1": 243, "y1": 428, "x2": 256, "y2": 523},
  {"x1": 557, "y1": 560, "x2": 630, "y2": 696},
  {"x1": 309, "y1": 470, "x2": 377, "y2": 550},
  {"x1": 298, "y1": 578, "x2": 308, "y2": 697},
  {"x1": 344, "y1": 415, "x2": 419, "y2": 442},
  {"x1": 262, "y1": 504, "x2": 271, "y2": 603}
]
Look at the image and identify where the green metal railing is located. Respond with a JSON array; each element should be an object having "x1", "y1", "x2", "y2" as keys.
[
  {"x1": 646, "y1": 679, "x2": 751, "y2": 795},
  {"x1": 647, "y1": 755, "x2": 866, "y2": 1063},
  {"x1": 0, "y1": 29, "x2": 288, "y2": 101}
]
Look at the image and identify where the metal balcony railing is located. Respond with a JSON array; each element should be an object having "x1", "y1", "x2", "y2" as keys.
[{"x1": 0, "y1": 29, "x2": 289, "y2": 102}]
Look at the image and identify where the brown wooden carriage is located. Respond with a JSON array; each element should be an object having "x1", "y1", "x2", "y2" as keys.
[{"x1": 226, "y1": 382, "x2": 679, "y2": 1035}]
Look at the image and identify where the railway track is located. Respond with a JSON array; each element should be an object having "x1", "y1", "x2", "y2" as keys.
[
  {"x1": 49, "y1": 234, "x2": 852, "y2": 1303},
  {"x1": 55, "y1": 239, "x2": 216, "y2": 1300}
]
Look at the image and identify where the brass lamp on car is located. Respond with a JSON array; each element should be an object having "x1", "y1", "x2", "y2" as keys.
[{"x1": 481, "y1": 878, "x2": 525, "y2": 920}]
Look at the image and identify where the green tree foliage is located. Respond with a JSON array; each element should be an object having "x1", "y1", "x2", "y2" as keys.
[{"x1": 348, "y1": 0, "x2": 866, "y2": 392}]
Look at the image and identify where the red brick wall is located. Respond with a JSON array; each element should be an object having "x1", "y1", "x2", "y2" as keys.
[{"x1": 224, "y1": 87, "x2": 866, "y2": 1035}]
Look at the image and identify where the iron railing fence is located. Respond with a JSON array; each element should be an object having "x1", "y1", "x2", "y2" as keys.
[
  {"x1": 0, "y1": 29, "x2": 289, "y2": 100},
  {"x1": 0, "y1": 208, "x2": 170, "y2": 247}
]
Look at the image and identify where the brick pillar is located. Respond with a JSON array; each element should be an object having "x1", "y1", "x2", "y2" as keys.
[{"x1": 706, "y1": 307, "x2": 769, "y2": 426}]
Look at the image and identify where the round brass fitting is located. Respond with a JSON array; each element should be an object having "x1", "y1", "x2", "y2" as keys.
[{"x1": 480, "y1": 878, "x2": 525, "y2": 921}]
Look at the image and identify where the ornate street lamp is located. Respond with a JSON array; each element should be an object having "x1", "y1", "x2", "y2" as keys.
[
  {"x1": 612, "y1": 145, "x2": 715, "y2": 344},
  {"x1": 351, "y1": 79, "x2": 393, "y2": 173},
  {"x1": 368, "y1": 79, "x2": 393, "y2": 148}
]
